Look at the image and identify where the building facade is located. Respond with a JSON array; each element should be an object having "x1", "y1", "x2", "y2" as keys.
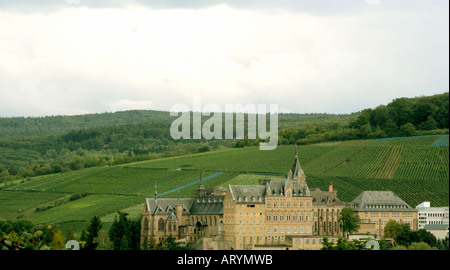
[
  {"x1": 140, "y1": 172, "x2": 225, "y2": 248},
  {"x1": 222, "y1": 149, "x2": 345, "y2": 250},
  {"x1": 140, "y1": 147, "x2": 428, "y2": 250},
  {"x1": 350, "y1": 191, "x2": 419, "y2": 238},
  {"x1": 416, "y1": 201, "x2": 449, "y2": 229}
]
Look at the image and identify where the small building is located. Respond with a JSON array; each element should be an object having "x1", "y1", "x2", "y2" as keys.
[
  {"x1": 423, "y1": 224, "x2": 449, "y2": 240},
  {"x1": 140, "y1": 171, "x2": 225, "y2": 249}
]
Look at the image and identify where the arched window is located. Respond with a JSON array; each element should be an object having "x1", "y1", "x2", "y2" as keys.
[
  {"x1": 143, "y1": 218, "x2": 149, "y2": 230},
  {"x1": 219, "y1": 220, "x2": 224, "y2": 234},
  {"x1": 158, "y1": 218, "x2": 165, "y2": 231}
]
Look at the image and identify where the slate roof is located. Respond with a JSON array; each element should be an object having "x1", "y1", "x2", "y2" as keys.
[
  {"x1": 350, "y1": 191, "x2": 416, "y2": 212},
  {"x1": 166, "y1": 211, "x2": 178, "y2": 221},
  {"x1": 145, "y1": 195, "x2": 224, "y2": 216},
  {"x1": 423, "y1": 224, "x2": 449, "y2": 231},
  {"x1": 229, "y1": 185, "x2": 266, "y2": 204},
  {"x1": 190, "y1": 195, "x2": 225, "y2": 215},
  {"x1": 310, "y1": 188, "x2": 346, "y2": 206},
  {"x1": 145, "y1": 198, "x2": 194, "y2": 215},
  {"x1": 260, "y1": 179, "x2": 310, "y2": 197},
  {"x1": 289, "y1": 151, "x2": 306, "y2": 179}
]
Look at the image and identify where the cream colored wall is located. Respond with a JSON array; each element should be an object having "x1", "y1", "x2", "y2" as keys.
[{"x1": 356, "y1": 211, "x2": 418, "y2": 237}]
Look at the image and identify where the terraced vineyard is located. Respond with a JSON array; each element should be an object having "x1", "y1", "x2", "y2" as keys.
[{"x1": 0, "y1": 135, "x2": 448, "y2": 235}]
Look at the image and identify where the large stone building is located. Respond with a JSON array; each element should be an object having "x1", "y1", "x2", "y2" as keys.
[
  {"x1": 222, "y1": 149, "x2": 346, "y2": 250},
  {"x1": 140, "y1": 147, "x2": 424, "y2": 250},
  {"x1": 350, "y1": 191, "x2": 418, "y2": 238}
]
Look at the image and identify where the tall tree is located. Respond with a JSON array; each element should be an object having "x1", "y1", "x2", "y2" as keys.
[
  {"x1": 84, "y1": 215, "x2": 103, "y2": 250},
  {"x1": 339, "y1": 207, "x2": 361, "y2": 239},
  {"x1": 383, "y1": 220, "x2": 403, "y2": 243}
]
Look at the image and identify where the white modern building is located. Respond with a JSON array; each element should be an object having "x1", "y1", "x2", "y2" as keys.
[{"x1": 416, "y1": 202, "x2": 449, "y2": 229}]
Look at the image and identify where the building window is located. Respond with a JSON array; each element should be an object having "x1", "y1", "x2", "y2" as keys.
[
  {"x1": 294, "y1": 226, "x2": 297, "y2": 233},
  {"x1": 158, "y1": 218, "x2": 164, "y2": 231}
]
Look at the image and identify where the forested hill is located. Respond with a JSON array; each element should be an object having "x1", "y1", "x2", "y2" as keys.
[
  {"x1": 0, "y1": 110, "x2": 174, "y2": 138},
  {"x1": 0, "y1": 92, "x2": 448, "y2": 185},
  {"x1": 0, "y1": 109, "x2": 356, "y2": 138}
]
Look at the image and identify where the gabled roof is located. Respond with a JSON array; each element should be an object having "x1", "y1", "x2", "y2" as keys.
[
  {"x1": 145, "y1": 198, "x2": 194, "y2": 215},
  {"x1": 350, "y1": 191, "x2": 416, "y2": 212},
  {"x1": 166, "y1": 211, "x2": 178, "y2": 221}
]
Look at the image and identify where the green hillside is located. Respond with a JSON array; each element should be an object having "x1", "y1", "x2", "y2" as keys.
[{"x1": 0, "y1": 135, "x2": 448, "y2": 235}]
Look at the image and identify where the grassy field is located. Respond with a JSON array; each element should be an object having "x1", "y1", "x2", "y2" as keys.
[{"x1": 0, "y1": 135, "x2": 448, "y2": 236}]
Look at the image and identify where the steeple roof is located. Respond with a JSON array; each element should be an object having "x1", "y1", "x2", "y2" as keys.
[{"x1": 289, "y1": 145, "x2": 306, "y2": 179}]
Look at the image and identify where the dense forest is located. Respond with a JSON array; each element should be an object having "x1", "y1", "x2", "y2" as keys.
[
  {"x1": 278, "y1": 92, "x2": 449, "y2": 145},
  {"x1": 0, "y1": 92, "x2": 448, "y2": 184}
]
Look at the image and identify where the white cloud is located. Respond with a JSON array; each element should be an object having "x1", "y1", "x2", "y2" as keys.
[{"x1": 0, "y1": 3, "x2": 448, "y2": 117}]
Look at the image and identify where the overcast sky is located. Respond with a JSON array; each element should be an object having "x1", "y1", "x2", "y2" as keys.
[{"x1": 0, "y1": 0, "x2": 448, "y2": 117}]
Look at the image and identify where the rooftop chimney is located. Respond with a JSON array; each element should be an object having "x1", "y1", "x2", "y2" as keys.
[{"x1": 329, "y1": 184, "x2": 337, "y2": 196}]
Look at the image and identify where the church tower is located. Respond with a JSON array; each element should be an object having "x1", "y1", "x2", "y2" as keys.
[{"x1": 288, "y1": 145, "x2": 307, "y2": 185}]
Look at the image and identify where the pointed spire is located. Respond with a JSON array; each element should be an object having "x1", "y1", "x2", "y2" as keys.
[
  {"x1": 154, "y1": 180, "x2": 158, "y2": 202},
  {"x1": 290, "y1": 144, "x2": 306, "y2": 180},
  {"x1": 198, "y1": 169, "x2": 205, "y2": 196}
]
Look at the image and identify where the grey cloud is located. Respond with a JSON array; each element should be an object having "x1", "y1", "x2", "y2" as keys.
[{"x1": 0, "y1": 0, "x2": 447, "y2": 15}]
